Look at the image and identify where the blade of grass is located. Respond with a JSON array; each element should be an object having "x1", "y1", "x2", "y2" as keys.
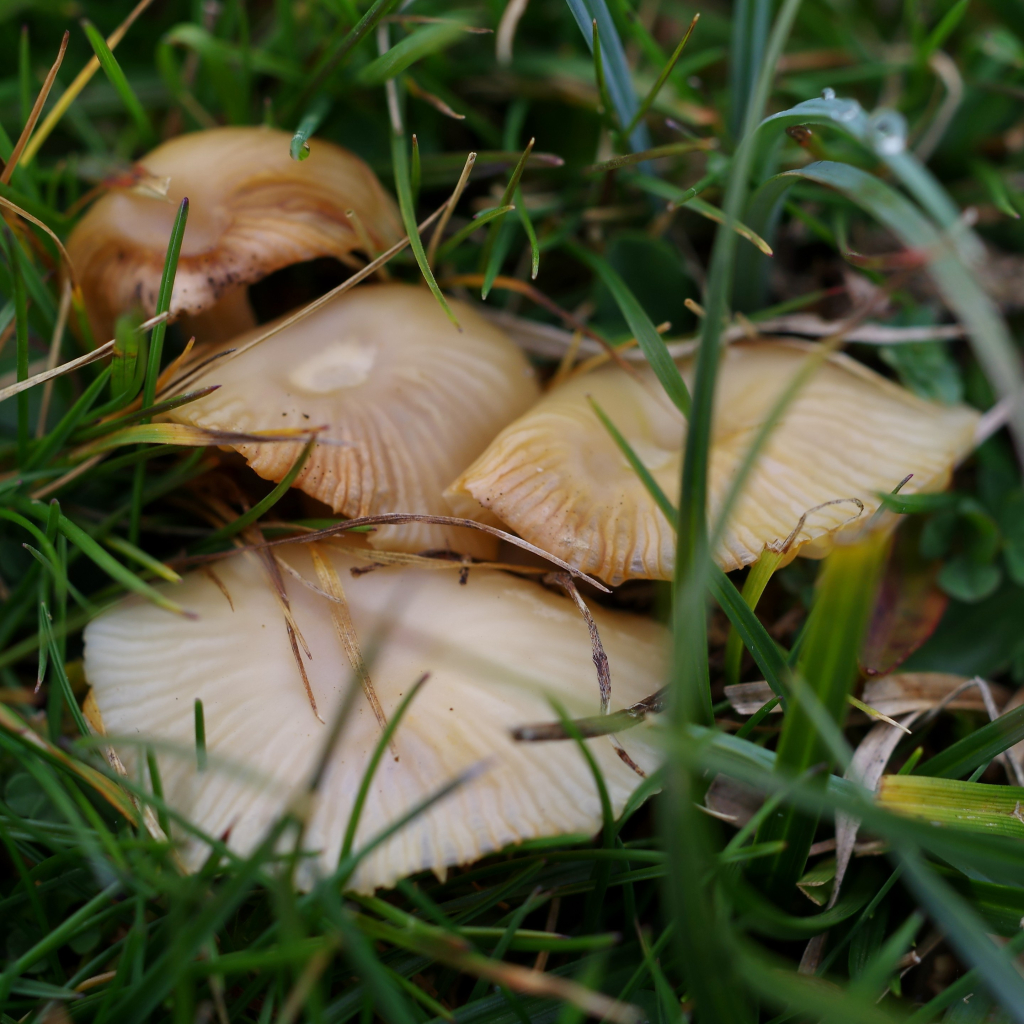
[
  {"x1": 666, "y1": 0, "x2": 804, "y2": 1014},
  {"x1": 480, "y1": 140, "x2": 534, "y2": 298},
  {"x1": 340, "y1": 675, "x2": 426, "y2": 860},
  {"x1": 81, "y1": 20, "x2": 152, "y2": 143},
  {"x1": 563, "y1": 0, "x2": 649, "y2": 151},
  {"x1": 914, "y1": 702, "x2": 1024, "y2": 779},
  {"x1": 434, "y1": 204, "x2": 515, "y2": 262},
  {"x1": 625, "y1": 14, "x2": 700, "y2": 135},
  {"x1": 131, "y1": 197, "x2": 188, "y2": 544},
  {"x1": 290, "y1": 94, "x2": 331, "y2": 160},
  {"x1": 426, "y1": 151, "x2": 475, "y2": 268},
  {"x1": 589, "y1": 396, "x2": 791, "y2": 700},
  {"x1": 52, "y1": 512, "x2": 189, "y2": 616},
  {"x1": 359, "y1": 21, "x2": 466, "y2": 86},
  {"x1": 387, "y1": 86, "x2": 458, "y2": 326},
  {"x1": 196, "y1": 438, "x2": 315, "y2": 551},
  {"x1": 723, "y1": 550, "x2": 784, "y2": 688},
  {"x1": 895, "y1": 845, "x2": 1024, "y2": 1022},
  {"x1": 569, "y1": 243, "x2": 690, "y2": 414},
  {"x1": 754, "y1": 530, "x2": 887, "y2": 895}
]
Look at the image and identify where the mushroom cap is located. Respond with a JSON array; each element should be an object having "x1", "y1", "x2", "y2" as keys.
[
  {"x1": 83, "y1": 544, "x2": 666, "y2": 893},
  {"x1": 67, "y1": 126, "x2": 402, "y2": 342},
  {"x1": 166, "y1": 284, "x2": 540, "y2": 556},
  {"x1": 446, "y1": 340, "x2": 980, "y2": 584}
]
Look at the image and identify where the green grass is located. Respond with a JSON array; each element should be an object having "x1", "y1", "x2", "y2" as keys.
[{"x1": 3, "y1": 0, "x2": 1024, "y2": 1021}]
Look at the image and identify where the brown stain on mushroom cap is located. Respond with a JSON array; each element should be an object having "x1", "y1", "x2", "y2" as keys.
[
  {"x1": 67, "y1": 126, "x2": 402, "y2": 343},
  {"x1": 166, "y1": 284, "x2": 540, "y2": 557},
  {"x1": 446, "y1": 340, "x2": 981, "y2": 585}
]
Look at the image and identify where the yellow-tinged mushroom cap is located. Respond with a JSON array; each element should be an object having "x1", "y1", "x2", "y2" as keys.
[
  {"x1": 83, "y1": 544, "x2": 665, "y2": 893},
  {"x1": 446, "y1": 340, "x2": 980, "y2": 584},
  {"x1": 165, "y1": 283, "x2": 540, "y2": 556},
  {"x1": 67, "y1": 126, "x2": 402, "y2": 342}
]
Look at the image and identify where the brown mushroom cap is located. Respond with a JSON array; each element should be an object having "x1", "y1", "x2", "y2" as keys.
[
  {"x1": 166, "y1": 283, "x2": 540, "y2": 556},
  {"x1": 67, "y1": 126, "x2": 402, "y2": 343},
  {"x1": 446, "y1": 340, "x2": 980, "y2": 584}
]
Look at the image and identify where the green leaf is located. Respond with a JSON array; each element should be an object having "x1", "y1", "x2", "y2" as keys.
[
  {"x1": 938, "y1": 556, "x2": 1002, "y2": 603},
  {"x1": 878, "y1": 339, "x2": 964, "y2": 405}
]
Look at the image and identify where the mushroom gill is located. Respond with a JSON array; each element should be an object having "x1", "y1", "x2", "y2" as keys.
[
  {"x1": 66, "y1": 126, "x2": 402, "y2": 344},
  {"x1": 163, "y1": 283, "x2": 540, "y2": 556},
  {"x1": 82, "y1": 543, "x2": 666, "y2": 893},
  {"x1": 446, "y1": 340, "x2": 980, "y2": 585}
]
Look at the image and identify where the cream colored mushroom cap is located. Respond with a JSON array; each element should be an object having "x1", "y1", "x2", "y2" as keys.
[
  {"x1": 67, "y1": 126, "x2": 402, "y2": 342},
  {"x1": 83, "y1": 544, "x2": 665, "y2": 893},
  {"x1": 166, "y1": 284, "x2": 539, "y2": 556},
  {"x1": 446, "y1": 341, "x2": 980, "y2": 585}
]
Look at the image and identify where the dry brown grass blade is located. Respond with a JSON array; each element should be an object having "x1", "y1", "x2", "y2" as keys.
[
  {"x1": 203, "y1": 493, "x2": 322, "y2": 721},
  {"x1": 201, "y1": 566, "x2": 234, "y2": 610},
  {"x1": 261, "y1": 552, "x2": 321, "y2": 722},
  {"x1": 544, "y1": 572, "x2": 610, "y2": 712},
  {"x1": 405, "y1": 76, "x2": 467, "y2": 121},
  {"x1": 427, "y1": 152, "x2": 476, "y2": 269},
  {"x1": 31, "y1": 452, "x2": 107, "y2": 500},
  {"x1": 255, "y1": 513, "x2": 611, "y2": 593},
  {"x1": 0, "y1": 195, "x2": 77, "y2": 287},
  {"x1": 339, "y1": 546, "x2": 549, "y2": 577},
  {"x1": 2, "y1": 30, "x2": 68, "y2": 184},
  {"x1": 308, "y1": 543, "x2": 392, "y2": 745}
]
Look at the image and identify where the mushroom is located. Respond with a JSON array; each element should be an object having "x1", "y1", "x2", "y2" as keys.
[
  {"x1": 66, "y1": 126, "x2": 402, "y2": 344},
  {"x1": 82, "y1": 543, "x2": 665, "y2": 893},
  {"x1": 164, "y1": 283, "x2": 539, "y2": 556},
  {"x1": 446, "y1": 340, "x2": 980, "y2": 585}
]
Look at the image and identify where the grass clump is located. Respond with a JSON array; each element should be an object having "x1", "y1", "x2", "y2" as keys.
[{"x1": 3, "y1": 0, "x2": 1024, "y2": 1022}]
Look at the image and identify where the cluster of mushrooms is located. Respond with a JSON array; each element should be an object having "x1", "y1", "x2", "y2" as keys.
[{"x1": 72, "y1": 127, "x2": 980, "y2": 893}]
